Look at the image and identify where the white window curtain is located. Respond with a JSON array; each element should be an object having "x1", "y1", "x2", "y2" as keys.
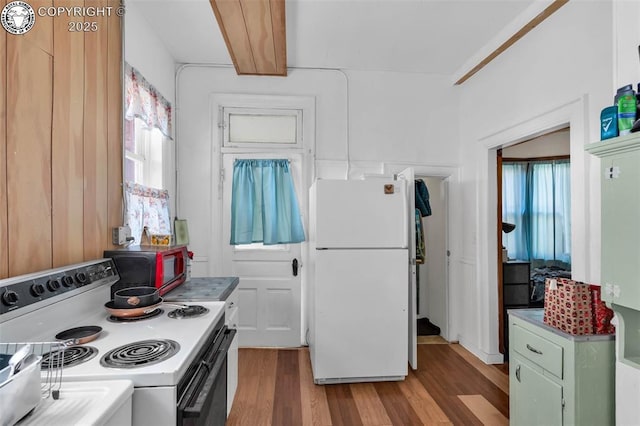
[
  {"x1": 124, "y1": 182, "x2": 171, "y2": 245},
  {"x1": 124, "y1": 63, "x2": 172, "y2": 139}
]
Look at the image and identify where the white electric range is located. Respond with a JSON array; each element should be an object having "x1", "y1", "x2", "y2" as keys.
[{"x1": 0, "y1": 259, "x2": 232, "y2": 426}]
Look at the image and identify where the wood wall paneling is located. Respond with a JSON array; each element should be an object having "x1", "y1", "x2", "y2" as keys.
[
  {"x1": 210, "y1": 0, "x2": 257, "y2": 74},
  {"x1": 52, "y1": 0, "x2": 85, "y2": 267},
  {"x1": 83, "y1": 0, "x2": 110, "y2": 260},
  {"x1": 239, "y1": 0, "x2": 277, "y2": 74},
  {"x1": 1, "y1": 0, "x2": 123, "y2": 277},
  {"x1": 0, "y1": 0, "x2": 7, "y2": 279},
  {"x1": 106, "y1": 0, "x2": 123, "y2": 251},
  {"x1": 6, "y1": 38, "x2": 53, "y2": 275},
  {"x1": 23, "y1": 0, "x2": 54, "y2": 55}
]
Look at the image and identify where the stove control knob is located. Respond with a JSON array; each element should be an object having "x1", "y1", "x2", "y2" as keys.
[
  {"x1": 2, "y1": 290, "x2": 19, "y2": 306},
  {"x1": 47, "y1": 279, "x2": 61, "y2": 291},
  {"x1": 62, "y1": 276, "x2": 75, "y2": 287},
  {"x1": 75, "y1": 272, "x2": 88, "y2": 285},
  {"x1": 31, "y1": 283, "x2": 45, "y2": 297}
]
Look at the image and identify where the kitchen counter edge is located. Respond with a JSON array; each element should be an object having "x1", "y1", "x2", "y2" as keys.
[
  {"x1": 164, "y1": 276, "x2": 239, "y2": 302},
  {"x1": 508, "y1": 308, "x2": 615, "y2": 342}
]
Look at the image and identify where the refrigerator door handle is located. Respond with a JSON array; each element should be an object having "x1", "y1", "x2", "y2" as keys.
[{"x1": 292, "y1": 258, "x2": 299, "y2": 276}]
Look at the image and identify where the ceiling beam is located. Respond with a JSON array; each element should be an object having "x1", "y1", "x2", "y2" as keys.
[
  {"x1": 453, "y1": 0, "x2": 568, "y2": 85},
  {"x1": 210, "y1": 0, "x2": 287, "y2": 76}
]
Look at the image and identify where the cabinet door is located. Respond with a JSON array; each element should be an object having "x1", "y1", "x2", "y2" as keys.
[
  {"x1": 601, "y1": 151, "x2": 640, "y2": 310},
  {"x1": 510, "y1": 356, "x2": 563, "y2": 426}
]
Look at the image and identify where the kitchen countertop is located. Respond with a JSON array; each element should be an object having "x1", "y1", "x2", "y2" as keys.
[
  {"x1": 508, "y1": 308, "x2": 615, "y2": 342},
  {"x1": 163, "y1": 277, "x2": 239, "y2": 302}
]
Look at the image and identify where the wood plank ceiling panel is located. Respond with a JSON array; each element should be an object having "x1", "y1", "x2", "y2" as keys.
[
  {"x1": 210, "y1": 0, "x2": 257, "y2": 74},
  {"x1": 210, "y1": 0, "x2": 286, "y2": 76},
  {"x1": 240, "y1": 0, "x2": 277, "y2": 74},
  {"x1": 269, "y1": 0, "x2": 286, "y2": 76}
]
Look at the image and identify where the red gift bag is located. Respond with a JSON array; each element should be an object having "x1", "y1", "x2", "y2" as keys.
[
  {"x1": 543, "y1": 278, "x2": 594, "y2": 335},
  {"x1": 590, "y1": 285, "x2": 615, "y2": 335}
]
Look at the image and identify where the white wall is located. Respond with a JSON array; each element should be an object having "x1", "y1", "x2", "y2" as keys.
[
  {"x1": 345, "y1": 71, "x2": 459, "y2": 166},
  {"x1": 502, "y1": 129, "x2": 570, "y2": 158},
  {"x1": 175, "y1": 66, "x2": 461, "y2": 274},
  {"x1": 124, "y1": 2, "x2": 177, "y2": 213},
  {"x1": 457, "y1": 0, "x2": 613, "y2": 363}
]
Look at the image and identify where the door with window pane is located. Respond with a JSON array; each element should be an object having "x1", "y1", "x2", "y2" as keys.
[{"x1": 222, "y1": 153, "x2": 304, "y2": 347}]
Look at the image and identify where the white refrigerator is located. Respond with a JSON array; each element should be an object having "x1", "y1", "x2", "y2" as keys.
[{"x1": 308, "y1": 179, "x2": 409, "y2": 384}]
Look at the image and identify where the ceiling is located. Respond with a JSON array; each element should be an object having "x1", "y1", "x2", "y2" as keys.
[{"x1": 127, "y1": 0, "x2": 536, "y2": 76}]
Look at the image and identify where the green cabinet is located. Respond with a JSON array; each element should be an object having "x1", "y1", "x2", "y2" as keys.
[
  {"x1": 508, "y1": 310, "x2": 615, "y2": 426},
  {"x1": 586, "y1": 134, "x2": 640, "y2": 310},
  {"x1": 510, "y1": 355, "x2": 563, "y2": 426}
]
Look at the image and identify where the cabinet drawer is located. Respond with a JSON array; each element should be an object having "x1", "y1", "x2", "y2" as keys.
[
  {"x1": 504, "y1": 263, "x2": 530, "y2": 282},
  {"x1": 504, "y1": 284, "x2": 530, "y2": 306},
  {"x1": 512, "y1": 324, "x2": 563, "y2": 379}
]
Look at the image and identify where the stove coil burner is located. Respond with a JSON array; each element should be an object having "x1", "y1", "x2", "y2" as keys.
[
  {"x1": 106, "y1": 308, "x2": 164, "y2": 323},
  {"x1": 41, "y1": 345, "x2": 98, "y2": 369},
  {"x1": 167, "y1": 305, "x2": 209, "y2": 319},
  {"x1": 100, "y1": 339, "x2": 180, "y2": 369}
]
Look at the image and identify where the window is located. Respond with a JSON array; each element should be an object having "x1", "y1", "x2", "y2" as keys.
[
  {"x1": 229, "y1": 159, "x2": 305, "y2": 246},
  {"x1": 222, "y1": 107, "x2": 302, "y2": 149},
  {"x1": 502, "y1": 160, "x2": 571, "y2": 265},
  {"x1": 124, "y1": 118, "x2": 164, "y2": 188},
  {"x1": 123, "y1": 63, "x2": 172, "y2": 189}
]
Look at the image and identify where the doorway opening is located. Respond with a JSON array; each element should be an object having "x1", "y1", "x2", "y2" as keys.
[
  {"x1": 497, "y1": 127, "x2": 572, "y2": 357},
  {"x1": 214, "y1": 94, "x2": 315, "y2": 348},
  {"x1": 480, "y1": 96, "x2": 587, "y2": 363},
  {"x1": 416, "y1": 175, "x2": 449, "y2": 343}
]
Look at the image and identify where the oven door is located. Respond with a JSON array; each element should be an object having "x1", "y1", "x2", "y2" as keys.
[{"x1": 177, "y1": 328, "x2": 236, "y2": 426}]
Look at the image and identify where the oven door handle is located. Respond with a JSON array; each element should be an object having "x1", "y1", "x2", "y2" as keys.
[{"x1": 178, "y1": 328, "x2": 237, "y2": 420}]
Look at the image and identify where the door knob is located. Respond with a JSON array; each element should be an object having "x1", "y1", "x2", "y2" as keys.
[{"x1": 292, "y1": 258, "x2": 299, "y2": 277}]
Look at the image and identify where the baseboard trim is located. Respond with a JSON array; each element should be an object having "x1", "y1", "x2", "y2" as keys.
[{"x1": 459, "y1": 339, "x2": 505, "y2": 364}]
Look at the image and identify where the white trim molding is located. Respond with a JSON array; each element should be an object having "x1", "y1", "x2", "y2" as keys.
[{"x1": 475, "y1": 95, "x2": 590, "y2": 362}]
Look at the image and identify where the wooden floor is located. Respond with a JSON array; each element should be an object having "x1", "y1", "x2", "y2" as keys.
[{"x1": 227, "y1": 343, "x2": 509, "y2": 425}]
